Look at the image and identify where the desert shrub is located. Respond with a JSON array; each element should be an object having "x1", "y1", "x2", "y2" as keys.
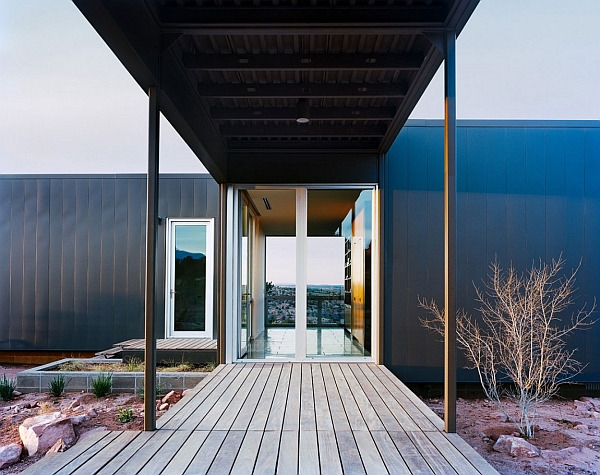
[
  {"x1": 48, "y1": 374, "x2": 69, "y2": 397},
  {"x1": 420, "y1": 257, "x2": 596, "y2": 439},
  {"x1": 91, "y1": 373, "x2": 113, "y2": 397},
  {"x1": 125, "y1": 357, "x2": 144, "y2": 372},
  {"x1": 0, "y1": 374, "x2": 17, "y2": 401},
  {"x1": 58, "y1": 360, "x2": 86, "y2": 372}
]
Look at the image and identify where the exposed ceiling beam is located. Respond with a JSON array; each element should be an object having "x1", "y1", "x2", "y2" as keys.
[
  {"x1": 226, "y1": 140, "x2": 380, "y2": 151},
  {"x1": 159, "y1": 6, "x2": 448, "y2": 27},
  {"x1": 220, "y1": 124, "x2": 387, "y2": 137},
  {"x1": 211, "y1": 106, "x2": 397, "y2": 121},
  {"x1": 199, "y1": 82, "x2": 407, "y2": 98},
  {"x1": 183, "y1": 53, "x2": 422, "y2": 71}
]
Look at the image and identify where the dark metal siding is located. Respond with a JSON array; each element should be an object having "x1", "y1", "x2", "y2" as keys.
[
  {"x1": 0, "y1": 174, "x2": 218, "y2": 351},
  {"x1": 383, "y1": 121, "x2": 600, "y2": 382}
]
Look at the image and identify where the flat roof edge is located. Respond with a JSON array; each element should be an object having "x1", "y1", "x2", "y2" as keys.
[{"x1": 405, "y1": 119, "x2": 600, "y2": 128}]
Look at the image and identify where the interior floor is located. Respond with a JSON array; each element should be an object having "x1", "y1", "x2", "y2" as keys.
[{"x1": 245, "y1": 328, "x2": 368, "y2": 359}]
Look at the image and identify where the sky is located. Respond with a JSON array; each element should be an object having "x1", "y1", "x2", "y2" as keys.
[{"x1": 1, "y1": 0, "x2": 598, "y2": 175}]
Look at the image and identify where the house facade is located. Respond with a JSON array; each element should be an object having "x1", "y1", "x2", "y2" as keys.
[{"x1": 3, "y1": 120, "x2": 599, "y2": 385}]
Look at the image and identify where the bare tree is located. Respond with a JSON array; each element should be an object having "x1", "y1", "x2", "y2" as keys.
[{"x1": 420, "y1": 257, "x2": 596, "y2": 439}]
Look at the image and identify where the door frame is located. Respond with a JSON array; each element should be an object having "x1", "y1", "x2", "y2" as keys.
[
  {"x1": 165, "y1": 218, "x2": 215, "y2": 339},
  {"x1": 224, "y1": 184, "x2": 380, "y2": 363}
]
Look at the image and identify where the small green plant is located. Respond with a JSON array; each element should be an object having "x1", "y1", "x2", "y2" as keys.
[
  {"x1": 137, "y1": 378, "x2": 166, "y2": 399},
  {"x1": 91, "y1": 373, "x2": 113, "y2": 397},
  {"x1": 161, "y1": 356, "x2": 195, "y2": 372},
  {"x1": 117, "y1": 406, "x2": 135, "y2": 423},
  {"x1": 125, "y1": 357, "x2": 144, "y2": 372},
  {"x1": 48, "y1": 374, "x2": 69, "y2": 397},
  {"x1": 0, "y1": 374, "x2": 17, "y2": 401}
]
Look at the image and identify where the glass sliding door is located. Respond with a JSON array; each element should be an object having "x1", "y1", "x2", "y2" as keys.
[
  {"x1": 166, "y1": 219, "x2": 214, "y2": 338},
  {"x1": 306, "y1": 189, "x2": 372, "y2": 357}
]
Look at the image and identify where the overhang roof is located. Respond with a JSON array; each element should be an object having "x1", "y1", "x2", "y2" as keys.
[{"x1": 73, "y1": 0, "x2": 478, "y2": 182}]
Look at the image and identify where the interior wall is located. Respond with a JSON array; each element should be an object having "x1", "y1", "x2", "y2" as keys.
[
  {"x1": 383, "y1": 120, "x2": 600, "y2": 383},
  {"x1": 251, "y1": 223, "x2": 266, "y2": 339}
]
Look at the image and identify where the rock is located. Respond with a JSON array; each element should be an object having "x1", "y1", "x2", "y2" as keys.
[
  {"x1": 87, "y1": 409, "x2": 98, "y2": 418},
  {"x1": 590, "y1": 411, "x2": 600, "y2": 419},
  {"x1": 0, "y1": 444, "x2": 22, "y2": 469},
  {"x1": 493, "y1": 435, "x2": 541, "y2": 458},
  {"x1": 70, "y1": 414, "x2": 90, "y2": 425},
  {"x1": 159, "y1": 403, "x2": 169, "y2": 411},
  {"x1": 574, "y1": 400, "x2": 592, "y2": 412},
  {"x1": 491, "y1": 412, "x2": 508, "y2": 422},
  {"x1": 46, "y1": 438, "x2": 66, "y2": 455},
  {"x1": 574, "y1": 424, "x2": 589, "y2": 432},
  {"x1": 581, "y1": 397, "x2": 600, "y2": 411},
  {"x1": 162, "y1": 391, "x2": 182, "y2": 405},
  {"x1": 182, "y1": 389, "x2": 192, "y2": 398},
  {"x1": 19, "y1": 412, "x2": 76, "y2": 456},
  {"x1": 12, "y1": 390, "x2": 22, "y2": 396}
]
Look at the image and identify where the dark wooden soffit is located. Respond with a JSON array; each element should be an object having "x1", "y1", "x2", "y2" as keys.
[{"x1": 73, "y1": 0, "x2": 479, "y2": 183}]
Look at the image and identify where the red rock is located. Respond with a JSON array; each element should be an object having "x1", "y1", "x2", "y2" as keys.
[
  {"x1": 493, "y1": 435, "x2": 540, "y2": 458},
  {"x1": 159, "y1": 403, "x2": 169, "y2": 411},
  {"x1": 19, "y1": 412, "x2": 76, "y2": 456},
  {"x1": 45, "y1": 438, "x2": 66, "y2": 455},
  {"x1": 0, "y1": 444, "x2": 22, "y2": 469},
  {"x1": 161, "y1": 391, "x2": 182, "y2": 405}
]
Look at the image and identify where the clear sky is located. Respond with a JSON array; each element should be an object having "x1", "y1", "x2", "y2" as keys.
[{"x1": 0, "y1": 0, "x2": 598, "y2": 175}]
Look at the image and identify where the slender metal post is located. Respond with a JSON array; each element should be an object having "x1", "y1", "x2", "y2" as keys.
[
  {"x1": 144, "y1": 86, "x2": 160, "y2": 431},
  {"x1": 217, "y1": 183, "x2": 227, "y2": 364},
  {"x1": 443, "y1": 30, "x2": 457, "y2": 433}
]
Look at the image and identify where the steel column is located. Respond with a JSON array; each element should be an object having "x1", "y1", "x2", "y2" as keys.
[
  {"x1": 217, "y1": 183, "x2": 227, "y2": 364},
  {"x1": 443, "y1": 30, "x2": 457, "y2": 433},
  {"x1": 143, "y1": 87, "x2": 160, "y2": 431}
]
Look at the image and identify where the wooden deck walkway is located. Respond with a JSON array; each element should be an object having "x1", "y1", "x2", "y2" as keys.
[
  {"x1": 21, "y1": 364, "x2": 498, "y2": 475},
  {"x1": 95, "y1": 338, "x2": 217, "y2": 363}
]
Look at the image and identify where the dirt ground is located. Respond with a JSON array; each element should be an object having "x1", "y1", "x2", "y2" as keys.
[{"x1": 426, "y1": 397, "x2": 600, "y2": 475}]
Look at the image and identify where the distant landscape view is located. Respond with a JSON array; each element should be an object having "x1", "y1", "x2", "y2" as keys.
[{"x1": 266, "y1": 284, "x2": 344, "y2": 326}]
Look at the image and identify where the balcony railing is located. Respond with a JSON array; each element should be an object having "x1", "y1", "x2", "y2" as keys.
[{"x1": 266, "y1": 294, "x2": 345, "y2": 327}]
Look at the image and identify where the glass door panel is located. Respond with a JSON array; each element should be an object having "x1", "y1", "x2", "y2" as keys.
[
  {"x1": 166, "y1": 219, "x2": 214, "y2": 338},
  {"x1": 306, "y1": 189, "x2": 372, "y2": 356}
]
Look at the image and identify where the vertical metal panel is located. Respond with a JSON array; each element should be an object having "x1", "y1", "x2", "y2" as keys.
[
  {"x1": 100, "y1": 179, "x2": 117, "y2": 349},
  {"x1": 524, "y1": 128, "x2": 546, "y2": 264},
  {"x1": 194, "y1": 177, "x2": 208, "y2": 217},
  {"x1": 127, "y1": 178, "x2": 145, "y2": 338},
  {"x1": 9, "y1": 180, "x2": 25, "y2": 343},
  {"x1": 87, "y1": 178, "x2": 103, "y2": 348},
  {"x1": 48, "y1": 179, "x2": 63, "y2": 347},
  {"x1": 22, "y1": 179, "x2": 39, "y2": 346},
  {"x1": 61, "y1": 179, "x2": 77, "y2": 348},
  {"x1": 0, "y1": 180, "x2": 12, "y2": 343},
  {"x1": 505, "y1": 128, "x2": 527, "y2": 268},
  {"x1": 485, "y1": 128, "x2": 507, "y2": 267},
  {"x1": 584, "y1": 128, "x2": 600, "y2": 381},
  {"x1": 114, "y1": 178, "x2": 130, "y2": 339},
  {"x1": 34, "y1": 179, "x2": 50, "y2": 349},
  {"x1": 179, "y1": 178, "x2": 195, "y2": 217},
  {"x1": 74, "y1": 178, "x2": 90, "y2": 343},
  {"x1": 544, "y1": 131, "x2": 566, "y2": 260}
]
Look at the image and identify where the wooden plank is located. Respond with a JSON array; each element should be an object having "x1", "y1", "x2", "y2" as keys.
[
  {"x1": 312, "y1": 364, "x2": 333, "y2": 431},
  {"x1": 374, "y1": 365, "x2": 444, "y2": 430},
  {"x1": 232, "y1": 365, "x2": 273, "y2": 431},
  {"x1": 248, "y1": 364, "x2": 282, "y2": 431},
  {"x1": 55, "y1": 432, "x2": 123, "y2": 475},
  {"x1": 213, "y1": 365, "x2": 263, "y2": 430},
  {"x1": 178, "y1": 364, "x2": 248, "y2": 430},
  {"x1": 353, "y1": 431, "x2": 389, "y2": 475},
  {"x1": 335, "y1": 431, "x2": 366, "y2": 475},
  {"x1": 331, "y1": 364, "x2": 368, "y2": 431},
  {"x1": 277, "y1": 430, "x2": 299, "y2": 475},
  {"x1": 70, "y1": 430, "x2": 140, "y2": 475},
  {"x1": 162, "y1": 431, "x2": 210, "y2": 474},
  {"x1": 184, "y1": 431, "x2": 228, "y2": 474},
  {"x1": 298, "y1": 430, "x2": 320, "y2": 475},
  {"x1": 111, "y1": 429, "x2": 174, "y2": 473},
  {"x1": 159, "y1": 364, "x2": 235, "y2": 429},
  {"x1": 253, "y1": 430, "x2": 281, "y2": 475},
  {"x1": 265, "y1": 363, "x2": 292, "y2": 431},
  {"x1": 136, "y1": 430, "x2": 194, "y2": 475},
  {"x1": 206, "y1": 431, "x2": 246, "y2": 475},
  {"x1": 370, "y1": 431, "x2": 411, "y2": 475},
  {"x1": 95, "y1": 431, "x2": 155, "y2": 475},
  {"x1": 339, "y1": 365, "x2": 384, "y2": 431},
  {"x1": 321, "y1": 364, "x2": 351, "y2": 431},
  {"x1": 317, "y1": 430, "x2": 343, "y2": 475},
  {"x1": 388, "y1": 431, "x2": 435, "y2": 475},
  {"x1": 300, "y1": 364, "x2": 316, "y2": 431},
  {"x1": 198, "y1": 364, "x2": 256, "y2": 430},
  {"x1": 19, "y1": 430, "x2": 115, "y2": 475},
  {"x1": 356, "y1": 364, "x2": 422, "y2": 432},
  {"x1": 283, "y1": 363, "x2": 301, "y2": 431},
  {"x1": 348, "y1": 364, "x2": 402, "y2": 432},
  {"x1": 443, "y1": 433, "x2": 499, "y2": 475},
  {"x1": 229, "y1": 431, "x2": 262, "y2": 475},
  {"x1": 406, "y1": 431, "x2": 459, "y2": 475},
  {"x1": 425, "y1": 431, "x2": 488, "y2": 475}
]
